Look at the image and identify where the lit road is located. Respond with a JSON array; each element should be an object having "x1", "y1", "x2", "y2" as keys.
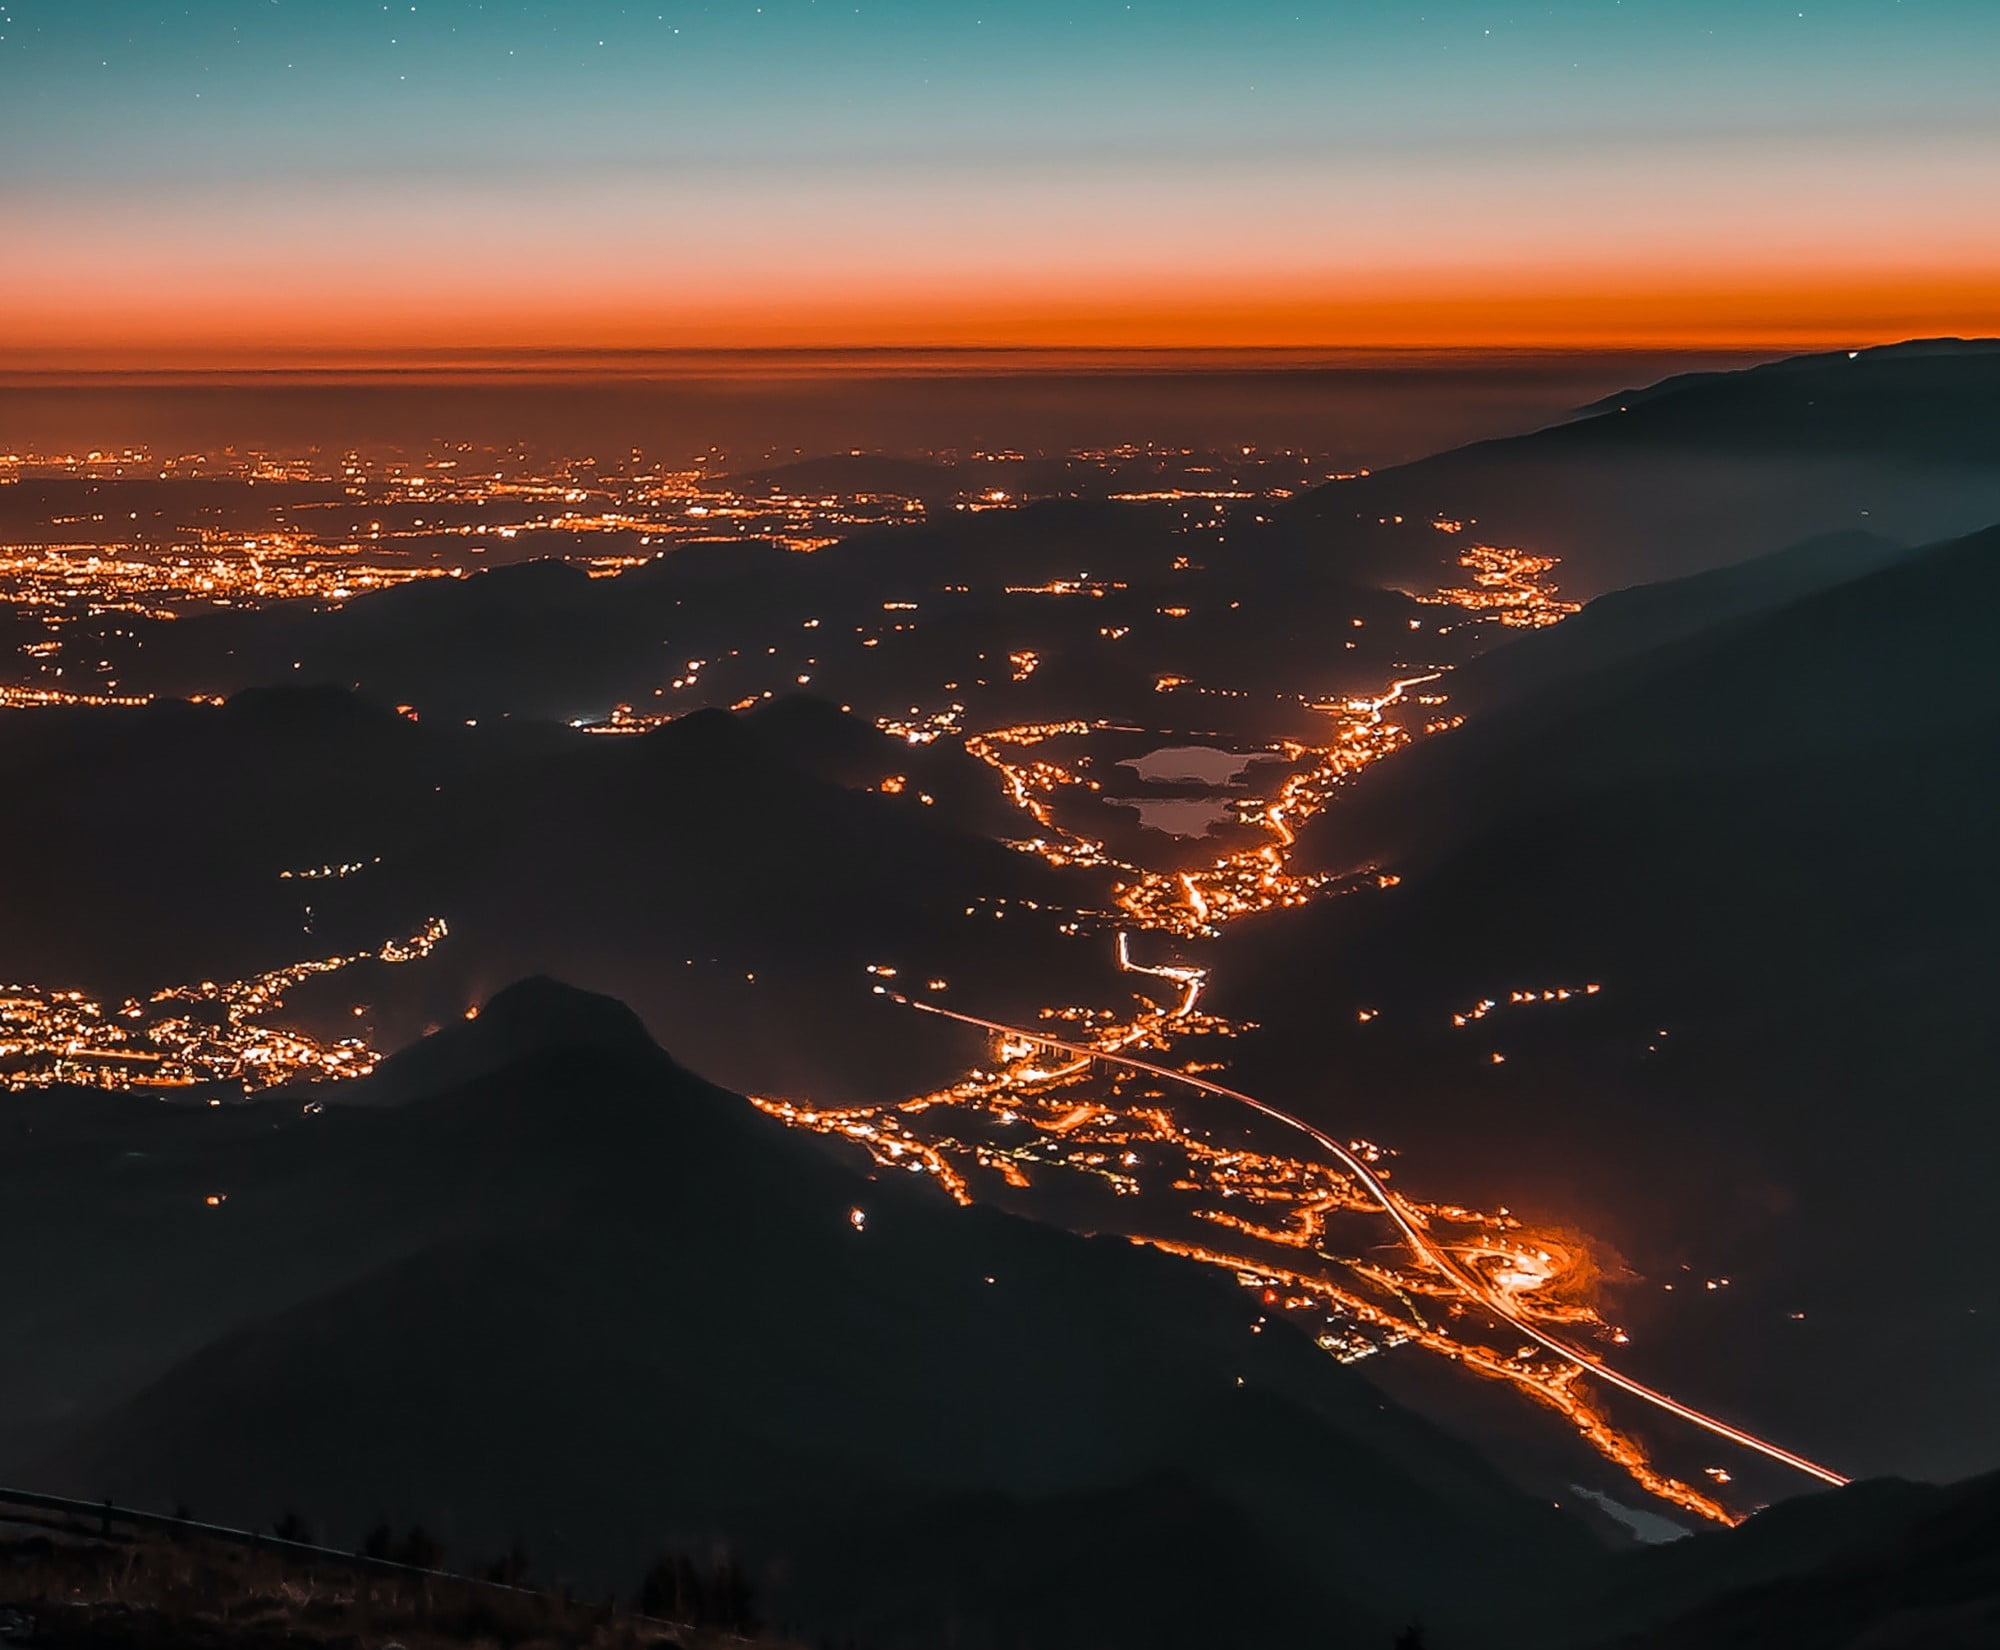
[{"x1": 888, "y1": 992, "x2": 1850, "y2": 1490}]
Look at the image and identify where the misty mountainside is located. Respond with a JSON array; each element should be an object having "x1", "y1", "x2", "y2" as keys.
[
  {"x1": 11, "y1": 978, "x2": 1598, "y2": 1650},
  {"x1": 1436, "y1": 527, "x2": 1914, "y2": 718},
  {"x1": 33, "y1": 497, "x2": 1498, "y2": 742},
  {"x1": 1296, "y1": 518, "x2": 2000, "y2": 877},
  {"x1": 1278, "y1": 339, "x2": 2000, "y2": 598},
  {"x1": 0, "y1": 686, "x2": 1113, "y2": 1100},
  {"x1": 1572, "y1": 336, "x2": 2000, "y2": 428},
  {"x1": 1217, "y1": 519, "x2": 2000, "y2": 1483}
]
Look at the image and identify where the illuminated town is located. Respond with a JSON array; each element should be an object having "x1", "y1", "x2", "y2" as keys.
[
  {"x1": 756, "y1": 649, "x2": 1758, "y2": 1524},
  {"x1": 0, "y1": 436, "x2": 1722, "y2": 1516},
  {"x1": 0, "y1": 919, "x2": 447, "y2": 1093},
  {"x1": 1, "y1": 439, "x2": 1419, "y2": 714},
  {"x1": 0, "y1": 439, "x2": 1331, "y2": 627},
  {"x1": 0, "y1": 447, "x2": 1694, "y2": 1512},
  {"x1": 1418, "y1": 519, "x2": 1582, "y2": 628},
  {"x1": 7, "y1": 0, "x2": 1990, "y2": 1638},
  {"x1": 1420, "y1": 543, "x2": 1582, "y2": 628}
]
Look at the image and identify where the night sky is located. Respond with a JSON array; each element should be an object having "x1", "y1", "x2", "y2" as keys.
[{"x1": 4, "y1": 1, "x2": 1997, "y2": 358}]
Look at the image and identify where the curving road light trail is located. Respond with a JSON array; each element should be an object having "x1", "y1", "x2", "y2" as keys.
[{"x1": 888, "y1": 992, "x2": 1849, "y2": 1490}]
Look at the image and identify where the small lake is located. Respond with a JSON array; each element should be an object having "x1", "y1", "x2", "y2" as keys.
[
  {"x1": 1107, "y1": 797, "x2": 1238, "y2": 838},
  {"x1": 1116, "y1": 745, "x2": 1281, "y2": 787}
]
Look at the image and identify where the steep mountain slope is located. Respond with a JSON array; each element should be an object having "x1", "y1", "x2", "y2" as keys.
[
  {"x1": 1299, "y1": 520, "x2": 2000, "y2": 875},
  {"x1": 1278, "y1": 340, "x2": 2000, "y2": 597},
  {"x1": 16, "y1": 980, "x2": 1595, "y2": 1649},
  {"x1": 1550, "y1": 1471, "x2": 2000, "y2": 1650},
  {"x1": 1438, "y1": 528, "x2": 1911, "y2": 718},
  {"x1": 1218, "y1": 522, "x2": 2000, "y2": 1485}
]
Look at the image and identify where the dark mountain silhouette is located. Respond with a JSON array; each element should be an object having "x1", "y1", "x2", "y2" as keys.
[
  {"x1": 1278, "y1": 340, "x2": 2000, "y2": 597},
  {"x1": 355, "y1": 973, "x2": 662, "y2": 1102},
  {"x1": 0, "y1": 685, "x2": 1115, "y2": 1099},
  {"x1": 12, "y1": 340, "x2": 1998, "y2": 1645},
  {"x1": 49, "y1": 497, "x2": 1493, "y2": 743},
  {"x1": 1573, "y1": 336, "x2": 2000, "y2": 424},
  {"x1": 1547, "y1": 1469, "x2": 2000, "y2": 1649},
  {"x1": 0, "y1": 684, "x2": 500, "y2": 992},
  {"x1": 16, "y1": 979, "x2": 1595, "y2": 1649},
  {"x1": 338, "y1": 695, "x2": 1120, "y2": 1099},
  {"x1": 1220, "y1": 520, "x2": 2000, "y2": 1483},
  {"x1": 73, "y1": 503, "x2": 1189, "y2": 721},
  {"x1": 678, "y1": 691, "x2": 1023, "y2": 838},
  {"x1": 123, "y1": 556, "x2": 668, "y2": 723},
  {"x1": 1297, "y1": 519, "x2": 2000, "y2": 873}
]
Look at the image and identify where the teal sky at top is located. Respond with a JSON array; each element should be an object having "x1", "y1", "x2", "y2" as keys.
[{"x1": 4, "y1": 0, "x2": 1998, "y2": 193}]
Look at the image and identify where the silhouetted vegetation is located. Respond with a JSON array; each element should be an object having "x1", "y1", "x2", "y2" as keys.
[
  {"x1": 358, "y1": 1519, "x2": 445, "y2": 1571},
  {"x1": 482, "y1": 1538, "x2": 533, "y2": 1587},
  {"x1": 270, "y1": 1509, "x2": 313, "y2": 1545},
  {"x1": 0, "y1": 1526, "x2": 702, "y2": 1650},
  {"x1": 636, "y1": 1550, "x2": 759, "y2": 1635}
]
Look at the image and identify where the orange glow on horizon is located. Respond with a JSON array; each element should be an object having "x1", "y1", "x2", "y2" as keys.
[
  {"x1": 7, "y1": 95, "x2": 1992, "y2": 369},
  {"x1": 5, "y1": 257, "x2": 1996, "y2": 371}
]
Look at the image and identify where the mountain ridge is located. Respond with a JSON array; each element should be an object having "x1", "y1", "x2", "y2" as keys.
[{"x1": 18, "y1": 976, "x2": 1597, "y2": 1649}]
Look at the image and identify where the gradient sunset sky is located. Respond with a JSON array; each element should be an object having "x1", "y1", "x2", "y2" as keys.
[{"x1": 4, "y1": 0, "x2": 1997, "y2": 361}]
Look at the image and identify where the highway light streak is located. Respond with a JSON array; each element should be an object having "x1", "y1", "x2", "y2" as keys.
[
  {"x1": 773, "y1": 928, "x2": 1744, "y2": 1515},
  {"x1": 1143, "y1": 1232, "x2": 1733, "y2": 1520},
  {"x1": 6, "y1": 436, "x2": 1831, "y2": 1522},
  {"x1": 891, "y1": 992, "x2": 1850, "y2": 1496},
  {"x1": 748, "y1": 654, "x2": 1807, "y2": 1518},
  {"x1": 769, "y1": 975, "x2": 1737, "y2": 1516}
]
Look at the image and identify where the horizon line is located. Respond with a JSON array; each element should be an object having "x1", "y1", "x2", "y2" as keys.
[{"x1": 3, "y1": 337, "x2": 1967, "y2": 389}]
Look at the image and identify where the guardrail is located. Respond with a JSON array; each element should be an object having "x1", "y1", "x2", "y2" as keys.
[
  {"x1": 0, "y1": 1485, "x2": 767, "y2": 1645},
  {"x1": 0, "y1": 1484, "x2": 538, "y2": 1590}
]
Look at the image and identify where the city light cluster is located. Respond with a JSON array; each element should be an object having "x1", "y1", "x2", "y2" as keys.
[{"x1": 0, "y1": 918, "x2": 448, "y2": 1094}]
